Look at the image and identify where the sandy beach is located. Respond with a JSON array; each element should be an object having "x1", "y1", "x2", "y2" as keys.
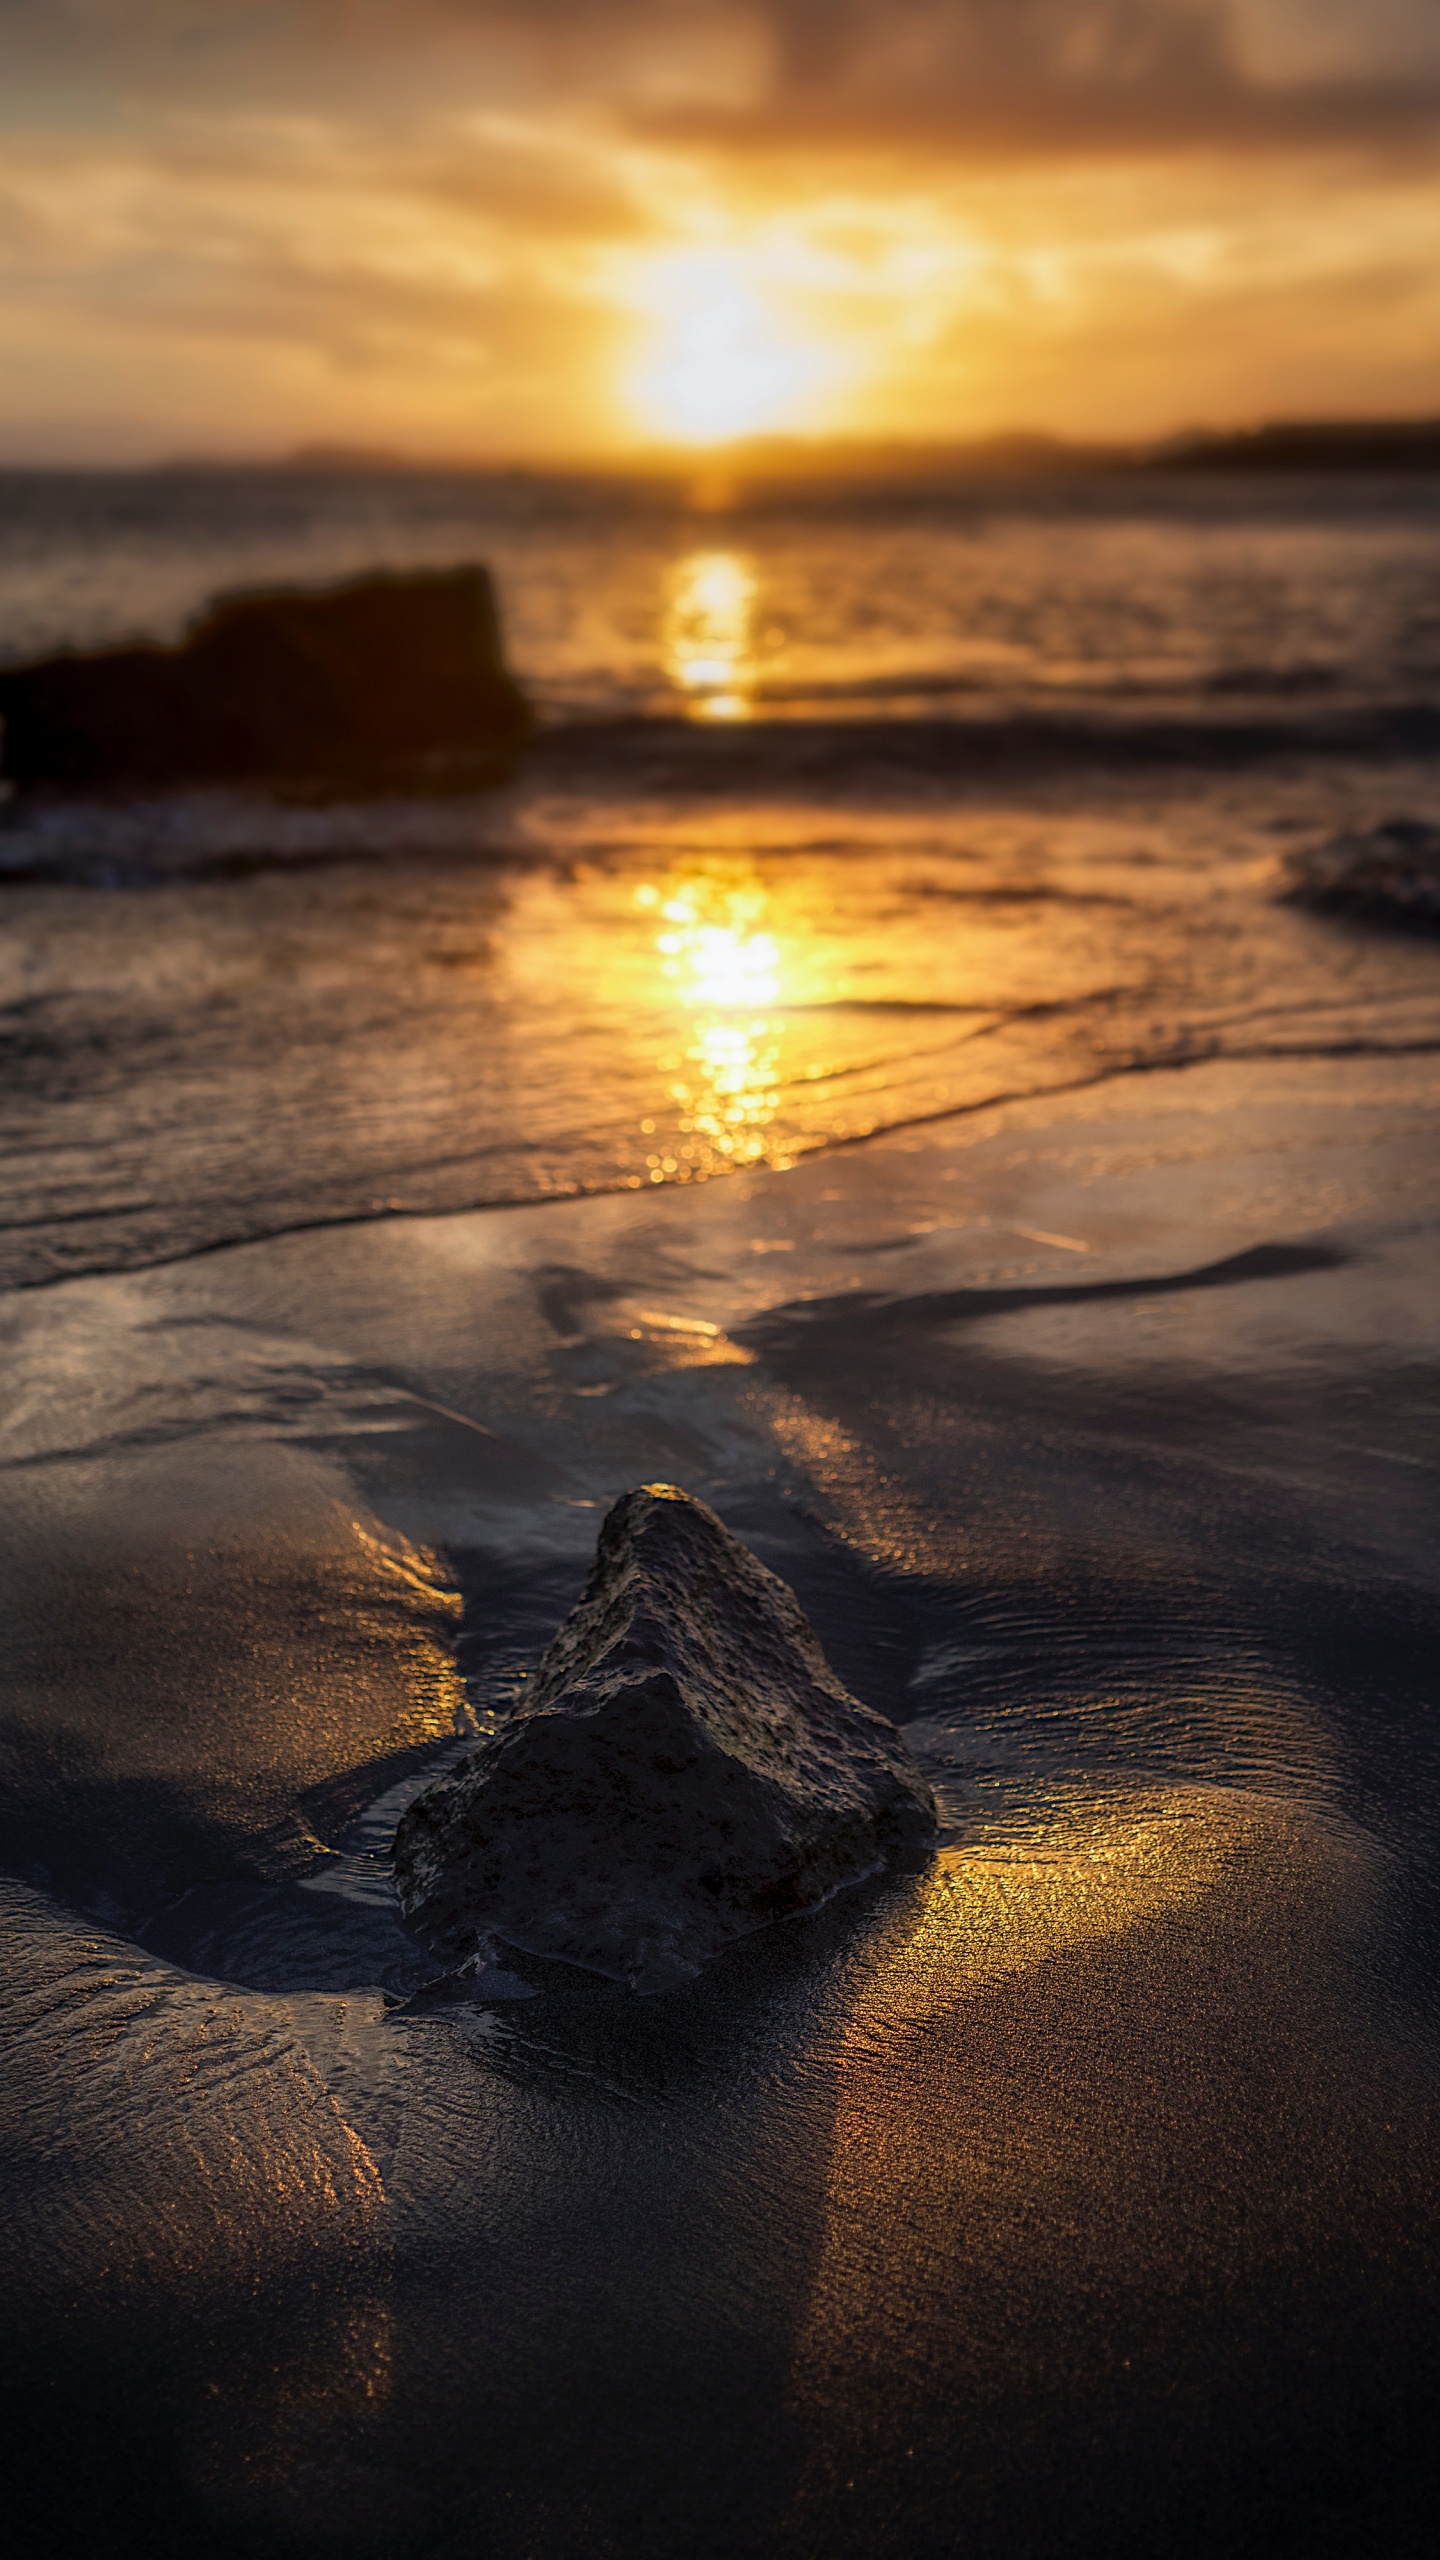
[{"x1": 3, "y1": 931, "x2": 1438, "y2": 2551}]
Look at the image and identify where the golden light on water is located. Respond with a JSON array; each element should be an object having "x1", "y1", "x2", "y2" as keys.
[
  {"x1": 547, "y1": 791, "x2": 1146, "y2": 1205},
  {"x1": 616, "y1": 819, "x2": 1034, "y2": 1190},
  {"x1": 650, "y1": 874, "x2": 780, "y2": 1008},
  {"x1": 922, "y1": 1787, "x2": 1242, "y2": 1988},
  {"x1": 634, "y1": 865, "x2": 793, "y2": 1177},
  {"x1": 665, "y1": 550, "x2": 758, "y2": 720}
]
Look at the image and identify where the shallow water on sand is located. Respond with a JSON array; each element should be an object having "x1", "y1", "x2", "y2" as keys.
[{"x1": 3, "y1": 756, "x2": 1439, "y2": 1286}]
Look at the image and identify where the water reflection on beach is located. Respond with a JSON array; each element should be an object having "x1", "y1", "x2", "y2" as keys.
[
  {"x1": 779, "y1": 1780, "x2": 1419, "y2": 2559},
  {"x1": 8, "y1": 769, "x2": 1438, "y2": 1291},
  {"x1": 665, "y1": 551, "x2": 758, "y2": 719},
  {"x1": 914, "y1": 1785, "x2": 1252, "y2": 1986},
  {"x1": 636, "y1": 865, "x2": 788, "y2": 1174}
]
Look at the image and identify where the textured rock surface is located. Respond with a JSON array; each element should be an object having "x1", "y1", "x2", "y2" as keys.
[
  {"x1": 393, "y1": 1485, "x2": 936, "y2": 1991},
  {"x1": 0, "y1": 563, "x2": 530, "y2": 793}
]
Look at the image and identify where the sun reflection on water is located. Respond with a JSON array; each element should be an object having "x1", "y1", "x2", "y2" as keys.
[
  {"x1": 666, "y1": 551, "x2": 757, "y2": 720},
  {"x1": 633, "y1": 867, "x2": 796, "y2": 1178}
]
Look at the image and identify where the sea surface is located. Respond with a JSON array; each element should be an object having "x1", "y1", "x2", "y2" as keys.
[
  {"x1": 3, "y1": 461, "x2": 1440, "y2": 730},
  {"x1": 1, "y1": 466, "x2": 1439, "y2": 2557},
  {"x1": 2, "y1": 465, "x2": 1440, "y2": 1287}
]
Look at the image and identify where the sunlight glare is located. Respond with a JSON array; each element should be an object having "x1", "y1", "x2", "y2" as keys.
[
  {"x1": 629, "y1": 250, "x2": 834, "y2": 444},
  {"x1": 635, "y1": 867, "x2": 789, "y2": 1172},
  {"x1": 653, "y1": 874, "x2": 781, "y2": 1011},
  {"x1": 665, "y1": 550, "x2": 757, "y2": 719}
]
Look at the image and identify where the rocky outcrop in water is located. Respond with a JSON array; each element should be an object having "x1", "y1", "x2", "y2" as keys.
[
  {"x1": 1282, "y1": 819, "x2": 1440, "y2": 926},
  {"x1": 0, "y1": 564, "x2": 530, "y2": 794},
  {"x1": 393, "y1": 1485, "x2": 936, "y2": 1992}
]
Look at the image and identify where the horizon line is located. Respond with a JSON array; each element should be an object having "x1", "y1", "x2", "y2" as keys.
[{"x1": 3, "y1": 413, "x2": 1440, "y2": 478}]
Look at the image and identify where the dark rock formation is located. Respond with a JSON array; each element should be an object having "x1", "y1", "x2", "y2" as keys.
[
  {"x1": 1281, "y1": 818, "x2": 1440, "y2": 926},
  {"x1": 393, "y1": 1484, "x2": 936, "y2": 1991},
  {"x1": 0, "y1": 564, "x2": 530, "y2": 794}
]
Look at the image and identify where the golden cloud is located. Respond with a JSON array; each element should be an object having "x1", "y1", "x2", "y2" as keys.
[{"x1": 0, "y1": 2, "x2": 1436, "y2": 455}]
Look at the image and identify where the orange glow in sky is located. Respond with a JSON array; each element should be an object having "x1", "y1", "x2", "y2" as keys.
[{"x1": 1, "y1": 5, "x2": 1439, "y2": 460}]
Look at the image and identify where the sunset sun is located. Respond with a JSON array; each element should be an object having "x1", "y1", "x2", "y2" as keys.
[{"x1": 626, "y1": 248, "x2": 840, "y2": 444}]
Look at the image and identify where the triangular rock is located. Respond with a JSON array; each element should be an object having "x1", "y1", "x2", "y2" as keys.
[{"x1": 393, "y1": 1484, "x2": 936, "y2": 1991}]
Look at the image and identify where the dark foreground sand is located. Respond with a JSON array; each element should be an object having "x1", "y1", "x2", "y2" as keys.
[{"x1": 2, "y1": 1039, "x2": 1438, "y2": 2556}]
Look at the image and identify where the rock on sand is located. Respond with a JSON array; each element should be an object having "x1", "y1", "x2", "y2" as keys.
[{"x1": 393, "y1": 1484, "x2": 936, "y2": 1991}]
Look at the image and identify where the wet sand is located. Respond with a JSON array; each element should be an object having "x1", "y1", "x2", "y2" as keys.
[{"x1": 3, "y1": 1038, "x2": 1439, "y2": 2555}]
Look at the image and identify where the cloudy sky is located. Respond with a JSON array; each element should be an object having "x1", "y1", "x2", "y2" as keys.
[{"x1": 1, "y1": 0, "x2": 1439, "y2": 459}]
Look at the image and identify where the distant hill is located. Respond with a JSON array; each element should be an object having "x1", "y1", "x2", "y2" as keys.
[
  {"x1": 644, "y1": 421, "x2": 1440, "y2": 479},
  {"x1": 1149, "y1": 419, "x2": 1440, "y2": 471},
  {"x1": 80, "y1": 418, "x2": 1440, "y2": 480}
]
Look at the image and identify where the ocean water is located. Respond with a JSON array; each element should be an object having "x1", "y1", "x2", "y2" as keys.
[
  {"x1": 2, "y1": 466, "x2": 1439, "y2": 1288},
  {"x1": 2, "y1": 467, "x2": 1440, "y2": 2558},
  {"x1": 2, "y1": 462, "x2": 1440, "y2": 728}
]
